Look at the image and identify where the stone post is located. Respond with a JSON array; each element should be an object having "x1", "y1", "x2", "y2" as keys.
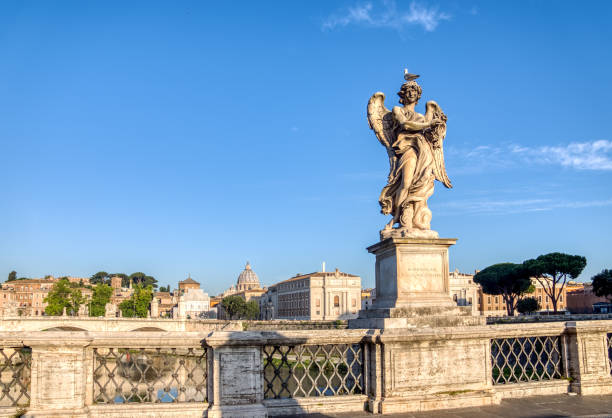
[
  {"x1": 565, "y1": 321, "x2": 612, "y2": 395},
  {"x1": 365, "y1": 338, "x2": 383, "y2": 413},
  {"x1": 204, "y1": 331, "x2": 267, "y2": 418},
  {"x1": 367, "y1": 327, "x2": 498, "y2": 413},
  {"x1": 23, "y1": 333, "x2": 92, "y2": 417}
]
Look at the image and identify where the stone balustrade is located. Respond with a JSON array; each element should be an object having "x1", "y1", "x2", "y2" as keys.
[{"x1": 0, "y1": 320, "x2": 610, "y2": 417}]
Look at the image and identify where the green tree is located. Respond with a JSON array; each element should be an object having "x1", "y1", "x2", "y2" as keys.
[
  {"x1": 474, "y1": 263, "x2": 532, "y2": 316},
  {"x1": 592, "y1": 269, "x2": 612, "y2": 302},
  {"x1": 119, "y1": 284, "x2": 154, "y2": 318},
  {"x1": 221, "y1": 295, "x2": 247, "y2": 319},
  {"x1": 128, "y1": 272, "x2": 158, "y2": 289},
  {"x1": 44, "y1": 278, "x2": 85, "y2": 316},
  {"x1": 89, "y1": 284, "x2": 113, "y2": 317},
  {"x1": 516, "y1": 297, "x2": 541, "y2": 314},
  {"x1": 158, "y1": 285, "x2": 170, "y2": 292},
  {"x1": 90, "y1": 271, "x2": 109, "y2": 285},
  {"x1": 523, "y1": 252, "x2": 587, "y2": 313},
  {"x1": 7, "y1": 271, "x2": 17, "y2": 282},
  {"x1": 244, "y1": 300, "x2": 260, "y2": 320}
]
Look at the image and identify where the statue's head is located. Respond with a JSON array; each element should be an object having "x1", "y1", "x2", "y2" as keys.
[{"x1": 397, "y1": 81, "x2": 422, "y2": 105}]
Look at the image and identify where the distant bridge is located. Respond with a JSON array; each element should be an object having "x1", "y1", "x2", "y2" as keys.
[
  {"x1": 0, "y1": 316, "x2": 240, "y2": 332},
  {"x1": 0, "y1": 317, "x2": 344, "y2": 332}
]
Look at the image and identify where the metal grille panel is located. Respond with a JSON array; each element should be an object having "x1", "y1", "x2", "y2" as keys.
[
  {"x1": 262, "y1": 343, "x2": 363, "y2": 399},
  {"x1": 93, "y1": 347, "x2": 207, "y2": 403},
  {"x1": 0, "y1": 347, "x2": 31, "y2": 407},
  {"x1": 491, "y1": 336, "x2": 563, "y2": 385},
  {"x1": 608, "y1": 333, "x2": 612, "y2": 374}
]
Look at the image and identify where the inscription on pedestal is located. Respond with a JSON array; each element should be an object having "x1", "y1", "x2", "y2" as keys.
[{"x1": 398, "y1": 252, "x2": 444, "y2": 293}]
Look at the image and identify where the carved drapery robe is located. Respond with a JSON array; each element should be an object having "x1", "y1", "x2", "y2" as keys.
[{"x1": 379, "y1": 109, "x2": 436, "y2": 222}]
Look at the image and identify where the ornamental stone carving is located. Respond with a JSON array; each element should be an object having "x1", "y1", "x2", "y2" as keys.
[{"x1": 368, "y1": 70, "x2": 451, "y2": 240}]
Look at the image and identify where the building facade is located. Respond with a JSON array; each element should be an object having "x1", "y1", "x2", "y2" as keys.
[
  {"x1": 361, "y1": 288, "x2": 375, "y2": 311},
  {"x1": 449, "y1": 270, "x2": 480, "y2": 315},
  {"x1": 1, "y1": 279, "x2": 55, "y2": 316},
  {"x1": 261, "y1": 268, "x2": 361, "y2": 321},
  {"x1": 0, "y1": 276, "x2": 94, "y2": 317},
  {"x1": 566, "y1": 283, "x2": 608, "y2": 314}
]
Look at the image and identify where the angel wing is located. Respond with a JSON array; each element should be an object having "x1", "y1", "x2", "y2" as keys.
[
  {"x1": 367, "y1": 92, "x2": 397, "y2": 176},
  {"x1": 425, "y1": 100, "x2": 452, "y2": 189}
]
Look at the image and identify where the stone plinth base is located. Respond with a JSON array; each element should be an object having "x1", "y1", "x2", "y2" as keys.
[
  {"x1": 350, "y1": 305, "x2": 485, "y2": 328},
  {"x1": 571, "y1": 377, "x2": 612, "y2": 395},
  {"x1": 350, "y1": 236, "x2": 486, "y2": 328},
  {"x1": 207, "y1": 404, "x2": 267, "y2": 418},
  {"x1": 373, "y1": 390, "x2": 501, "y2": 414}
]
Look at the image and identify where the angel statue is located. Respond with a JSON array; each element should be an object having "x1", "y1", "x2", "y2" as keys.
[{"x1": 367, "y1": 70, "x2": 451, "y2": 239}]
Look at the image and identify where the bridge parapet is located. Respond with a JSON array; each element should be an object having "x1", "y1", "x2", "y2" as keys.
[
  {"x1": 0, "y1": 321, "x2": 610, "y2": 417},
  {"x1": 0, "y1": 317, "x2": 348, "y2": 333}
]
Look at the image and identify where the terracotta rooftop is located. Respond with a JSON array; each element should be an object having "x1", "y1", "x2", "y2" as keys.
[{"x1": 179, "y1": 277, "x2": 199, "y2": 285}]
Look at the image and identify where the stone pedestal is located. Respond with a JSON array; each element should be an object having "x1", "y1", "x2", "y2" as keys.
[
  {"x1": 205, "y1": 333, "x2": 267, "y2": 418},
  {"x1": 566, "y1": 321, "x2": 612, "y2": 395},
  {"x1": 23, "y1": 334, "x2": 92, "y2": 417},
  {"x1": 350, "y1": 237, "x2": 485, "y2": 329}
]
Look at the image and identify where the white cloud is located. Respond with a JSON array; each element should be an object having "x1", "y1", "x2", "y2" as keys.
[
  {"x1": 438, "y1": 197, "x2": 612, "y2": 215},
  {"x1": 449, "y1": 140, "x2": 612, "y2": 172},
  {"x1": 516, "y1": 140, "x2": 612, "y2": 171},
  {"x1": 322, "y1": 1, "x2": 450, "y2": 32}
]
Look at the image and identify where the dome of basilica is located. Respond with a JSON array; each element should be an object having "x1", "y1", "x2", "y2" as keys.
[{"x1": 236, "y1": 262, "x2": 260, "y2": 291}]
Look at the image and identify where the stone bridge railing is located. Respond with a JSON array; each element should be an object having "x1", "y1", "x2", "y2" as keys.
[{"x1": 0, "y1": 320, "x2": 611, "y2": 417}]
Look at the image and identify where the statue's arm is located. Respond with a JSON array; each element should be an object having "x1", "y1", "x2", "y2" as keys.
[{"x1": 392, "y1": 107, "x2": 435, "y2": 131}]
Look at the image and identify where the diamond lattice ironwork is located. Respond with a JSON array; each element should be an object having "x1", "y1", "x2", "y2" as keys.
[
  {"x1": 93, "y1": 347, "x2": 207, "y2": 403},
  {"x1": 0, "y1": 347, "x2": 31, "y2": 407},
  {"x1": 262, "y1": 343, "x2": 363, "y2": 399},
  {"x1": 490, "y1": 336, "x2": 563, "y2": 385}
]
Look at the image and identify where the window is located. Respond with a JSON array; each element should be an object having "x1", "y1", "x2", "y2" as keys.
[
  {"x1": 487, "y1": 296, "x2": 491, "y2": 304},
  {"x1": 560, "y1": 295, "x2": 563, "y2": 302},
  {"x1": 333, "y1": 296, "x2": 340, "y2": 307},
  {"x1": 453, "y1": 294, "x2": 458, "y2": 302},
  {"x1": 468, "y1": 297, "x2": 473, "y2": 305},
  {"x1": 538, "y1": 296, "x2": 542, "y2": 302},
  {"x1": 495, "y1": 296, "x2": 498, "y2": 303},
  {"x1": 352, "y1": 298, "x2": 356, "y2": 307}
]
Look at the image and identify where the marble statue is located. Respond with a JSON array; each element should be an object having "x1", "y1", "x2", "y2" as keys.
[{"x1": 368, "y1": 70, "x2": 451, "y2": 239}]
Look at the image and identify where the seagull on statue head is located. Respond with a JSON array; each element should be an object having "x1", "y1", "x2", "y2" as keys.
[{"x1": 403, "y1": 68, "x2": 420, "y2": 81}]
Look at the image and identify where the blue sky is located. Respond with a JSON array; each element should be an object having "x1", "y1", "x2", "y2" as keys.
[{"x1": 1, "y1": 1, "x2": 611, "y2": 294}]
